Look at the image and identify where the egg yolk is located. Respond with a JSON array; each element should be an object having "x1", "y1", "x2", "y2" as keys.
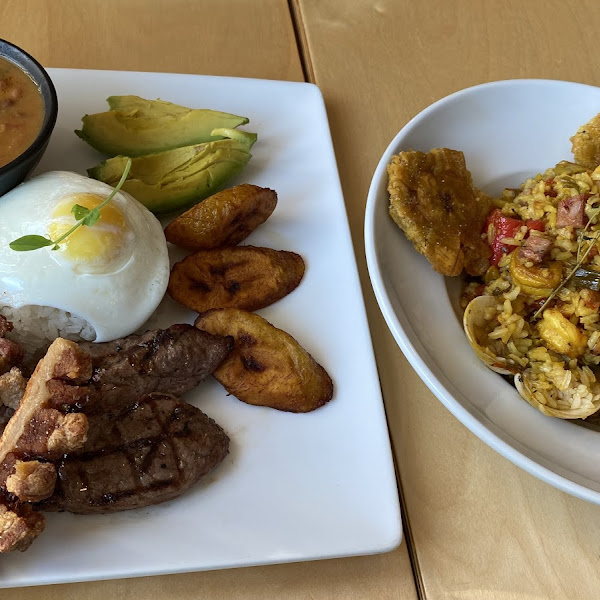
[{"x1": 48, "y1": 193, "x2": 133, "y2": 272}]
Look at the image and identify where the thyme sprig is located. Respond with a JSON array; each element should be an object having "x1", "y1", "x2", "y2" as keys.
[
  {"x1": 576, "y1": 207, "x2": 600, "y2": 262},
  {"x1": 532, "y1": 211, "x2": 600, "y2": 320}
]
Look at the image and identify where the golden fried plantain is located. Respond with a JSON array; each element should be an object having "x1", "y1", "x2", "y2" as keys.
[
  {"x1": 195, "y1": 309, "x2": 333, "y2": 412},
  {"x1": 164, "y1": 184, "x2": 277, "y2": 251},
  {"x1": 571, "y1": 112, "x2": 600, "y2": 169},
  {"x1": 388, "y1": 148, "x2": 491, "y2": 276},
  {"x1": 168, "y1": 246, "x2": 304, "y2": 313}
]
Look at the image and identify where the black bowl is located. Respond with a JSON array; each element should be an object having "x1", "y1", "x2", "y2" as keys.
[{"x1": 0, "y1": 39, "x2": 58, "y2": 196}]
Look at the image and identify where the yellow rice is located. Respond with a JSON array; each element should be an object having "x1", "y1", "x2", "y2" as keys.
[{"x1": 464, "y1": 162, "x2": 600, "y2": 419}]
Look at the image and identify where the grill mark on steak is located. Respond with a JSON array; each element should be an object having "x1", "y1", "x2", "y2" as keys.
[
  {"x1": 80, "y1": 324, "x2": 233, "y2": 414},
  {"x1": 42, "y1": 393, "x2": 229, "y2": 514},
  {"x1": 83, "y1": 399, "x2": 187, "y2": 508}
]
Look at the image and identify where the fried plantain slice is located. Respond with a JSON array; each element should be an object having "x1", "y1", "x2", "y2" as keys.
[
  {"x1": 387, "y1": 148, "x2": 491, "y2": 276},
  {"x1": 164, "y1": 184, "x2": 278, "y2": 251},
  {"x1": 168, "y1": 246, "x2": 305, "y2": 313},
  {"x1": 571, "y1": 112, "x2": 600, "y2": 169},
  {"x1": 195, "y1": 309, "x2": 333, "y2": 413}
]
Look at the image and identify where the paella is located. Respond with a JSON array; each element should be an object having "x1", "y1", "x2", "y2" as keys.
[{"x1": 388, "y1": 110, "x2": 600, "y2": 420}]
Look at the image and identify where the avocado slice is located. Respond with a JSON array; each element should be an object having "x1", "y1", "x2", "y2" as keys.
[
  {"x1": 106, "y1": 95, "x2": 155, "y2": 112},
  {"x1": 75, "y1": 96, "x2": 250, "y2": 157},
  {"x1": 87, "y1": 129, "x2": 257, "y2": 214}
]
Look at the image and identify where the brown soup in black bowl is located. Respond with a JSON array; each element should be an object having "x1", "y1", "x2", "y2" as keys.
[
  {"x1": 0, "y1": 55, "x2": 45, "y2": 168},
  {"x1": 0, "y1": 39, "x2": 58, "y2": 197}
]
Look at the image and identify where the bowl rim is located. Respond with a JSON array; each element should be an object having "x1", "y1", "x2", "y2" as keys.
[
  {"x1": 364, "y1": 78, "x2": 600, "y2": 505},
  {"x1": 0, "y1": 38, "x2": 58, "y2": 177}
]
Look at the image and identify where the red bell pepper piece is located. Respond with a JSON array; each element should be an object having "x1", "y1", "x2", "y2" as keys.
[
  {"x1": 486, "y1": 209, "x2": 524, "y2": 266},
  {"x1": 525, "y1": 219, "x2": 545, "y2": 232}
]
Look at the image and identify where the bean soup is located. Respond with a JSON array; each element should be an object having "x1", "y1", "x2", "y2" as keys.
[{"x1": 0, "y1": 56, "x2": 44, "y2": 168}]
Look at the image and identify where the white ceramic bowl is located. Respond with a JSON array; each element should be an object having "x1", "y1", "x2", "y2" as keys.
[{"x1": 365, "y1": 79, "x2": 600, "y2": 504}]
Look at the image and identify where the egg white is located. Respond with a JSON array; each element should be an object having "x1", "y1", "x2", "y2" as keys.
[{"x1": 0, "y1": 171, "x2": 170, "y2": 342}]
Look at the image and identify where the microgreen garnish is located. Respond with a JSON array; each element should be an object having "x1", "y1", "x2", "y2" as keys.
[
  {"x1": 71, "y1": 203, "x2": 91, "y2": 221},
  {"x1": 9, "y1": 158, "x2": 132, "y2": 252},
  {"x1": 9, "y1": 235, "x2": 57, "y2": 252}
]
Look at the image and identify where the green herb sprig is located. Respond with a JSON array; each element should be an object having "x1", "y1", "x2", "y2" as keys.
[
  {"x1": 9, "y1": 158, "x2": 132, "y2": 252},
  {"x1": 576, "y1": 207, "x2": 600, "y2": 262},
  {"x1": 532, "y1": 210, "x2": 600, "y2": 321}
]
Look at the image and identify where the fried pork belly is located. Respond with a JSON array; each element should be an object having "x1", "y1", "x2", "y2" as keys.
[
  {"x1": 0, "y1": 367, "x2": 27, "y2": 411},
  {"x1": 0, "y1": 315, "x2": 13, "y2": 338},
  {"x1": 0, "y1": 316, "x2": 24, "y2": 377},
  {"x1": 6, "y1": 460, "x2": 57, "y2": 503},
  {"x1": 387, "y1": 148, "x2": 491, "y2": 276},
  {"x1": 0, "y1": 338, "x2": 23, "y2": 376},
  {"x1": 0, "y1": 496, "x2": 45, "y2": 553},
  {"x1": 571, "y1": 112, "x2": 600, "y2": 169},
  {"x1": 0, "y1": 338, "x2": 91, "y2": 552},
  {"x1": 0, "y1": 340, "x2": 90, "y2": 467},
  {"x1": 0, "y1": 316, "x2": 25, "y2": 416},
  {"x1": 0, "y1": 367, "x2": 28, "y2": 436}
]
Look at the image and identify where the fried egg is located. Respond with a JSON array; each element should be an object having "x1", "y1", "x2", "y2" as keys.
[{"x1": 0, "y1": 171, "x2": 170, "y2": 342}]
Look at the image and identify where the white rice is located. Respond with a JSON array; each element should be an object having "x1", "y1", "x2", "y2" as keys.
[{"x1": 0, "y1": 305, "x2": 96, "y2": 359}]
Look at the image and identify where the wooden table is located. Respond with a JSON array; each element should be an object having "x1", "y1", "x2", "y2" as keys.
[{"x1": 2, "y1": 0, "x2": 600, "y2": 598}]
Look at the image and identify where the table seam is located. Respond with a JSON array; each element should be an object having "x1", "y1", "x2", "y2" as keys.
[
  {"x1": 287, "y1": 2, "x2": 424, "y2": 596},
  {"x1": 288, "y1": 0, "x2": 315, "y2": 83}
]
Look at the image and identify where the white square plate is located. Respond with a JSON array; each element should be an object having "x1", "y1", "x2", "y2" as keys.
[{"x1": 0, "y1": 69, "x2": 401, "y2": 588}]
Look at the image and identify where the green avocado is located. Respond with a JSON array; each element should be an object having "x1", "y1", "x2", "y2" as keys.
[
  {"x1": 75, "y1": 96, "x2": 249, "y2": 157},
  {"x1": 87, "y1": 129, "x2": 257, "y2": 214},
  {"x1": 106, "y1": 95, "x2": 155, "y2": 111}
]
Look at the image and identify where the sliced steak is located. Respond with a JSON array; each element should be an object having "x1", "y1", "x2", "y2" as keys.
[
  {"x1": 42, "y1": 392, "x2": 229, "y2": 514},
  {"x1": 80, "y1": 324, "x2": 233, "y2": 414}
]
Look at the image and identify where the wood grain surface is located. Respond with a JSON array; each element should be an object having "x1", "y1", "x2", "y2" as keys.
[
  {"x1": 294, "y1": 0, "x2": 600, "y2": 599},
  {"x1": 0, "y1": 1, "x2": 418, "y2": 598},
  {"x1": 0, "y1": 0, "x2": 304, "y2": 81}
]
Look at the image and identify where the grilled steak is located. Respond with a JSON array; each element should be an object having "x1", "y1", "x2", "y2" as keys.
[
  {"x1": 78, "y1": 324, "x2": 233, "y2": 414},
  {"x1": 0, "y1": 327, "x2": 233, "y2": 551},
  {"x1": 42, "y1": 392, "x2": 229, "y2": 514}
]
